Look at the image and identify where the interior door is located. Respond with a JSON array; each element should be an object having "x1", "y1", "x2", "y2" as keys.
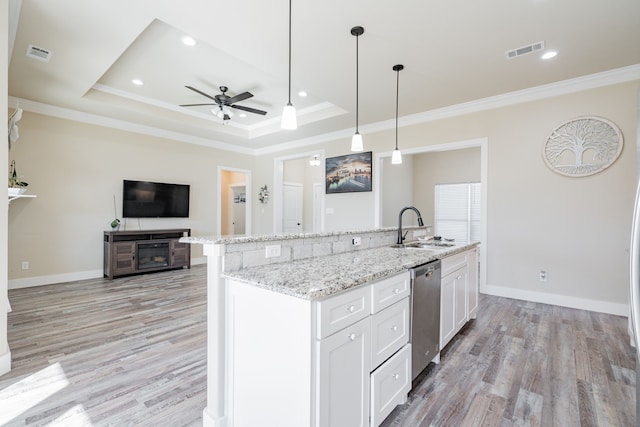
[
  {"x1": 231, "y1": 185, "x2": 246, "y2": 235},
  {"x1": 283, "y1": 182, "x2": 303, "y2": 233}
]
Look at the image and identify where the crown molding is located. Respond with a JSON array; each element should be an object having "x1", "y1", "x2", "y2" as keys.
[
  {"x1": 10, "y1": 64, "x2": 640, "y2": 157},
  {"x1": 256, "y1": 64, "x2": 640, "y2": 155},
  {"x1": 7, "y1": 97, "x2": 255, "y2": 155}
]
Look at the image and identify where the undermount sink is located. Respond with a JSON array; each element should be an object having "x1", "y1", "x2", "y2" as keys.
[{"x1": 391, "y1": 241, "x2": 455, "y2": 250}]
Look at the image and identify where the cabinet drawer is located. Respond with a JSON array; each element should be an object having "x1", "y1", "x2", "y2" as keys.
[
  {"x1": 441, "y1": 251, "x2": 468, "y2": 277},
  {"x1": 370, "y1": 344, "x2": 411, "y2": 427},
  {"x1": 315, "y1": 285, "x2": 371, "y2": 340},
  {"x1": 371, "y1": 271, "x2": 410, "y2": 313},
  {"x1": 371, "y1": 298, "x2": 410, "y2": 368}
]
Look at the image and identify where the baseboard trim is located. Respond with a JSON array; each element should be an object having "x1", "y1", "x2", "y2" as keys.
[
  {"x1": 203, "y1": 407, "x2": 229, "y2": 427},
  {"x1": 8, "y1": 260, "x2": 207, "y2": 290},
  {"x1": 192, "y1": 257, "x2": 207, "y2": 266},
  {"x1": 0, "y1": 346, "x2": 11, "y2": 377},
  {"x1": 9, "y1": 269, "x2": 104, "y2": 290},
  {"x1": 482, "y1": 284, "x2": 628, "y2": 317}
]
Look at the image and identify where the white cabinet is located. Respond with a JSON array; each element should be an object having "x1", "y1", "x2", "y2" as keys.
[
  {"x1": 370, "y1": 344, "x2": 411, "y2": 427},
  {"x1": 467, "y1": 248, "x2": 479, "y2": 319},
  {"x1": 225, "y1": 271, "x2": 411, "y2": 427},
  {"x1": 439, "y1": 247, "x2": 478, "y2": 350},
  {"x1": 316, "y1": 316, "x2": 370, "y2": 427},
  {"x1": 370, "y1": 298, "x2": 409, "y2": 368}
]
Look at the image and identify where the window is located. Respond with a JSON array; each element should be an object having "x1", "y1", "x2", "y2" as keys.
[{"x1": 434, "y1": 183, "x2": 480, "y2": 244}]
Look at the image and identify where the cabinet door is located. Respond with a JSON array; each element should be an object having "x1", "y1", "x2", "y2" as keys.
[
  {"x1": 112, "y1": 242, "x2": 136, "y2": 276},
  {"x1": 316, "y1": 316, "x2": 370, "y2": 427},
  {"x1": 467, "y1": 248, "x2": 479, "y2": 319},
  {"x1": 170, "y1": 240, "x2": 190, "y2": 268},
  {"x1": 440, "y1": 272, "x2": 456, "y2": 349},
  {"x1": 454, "y1": 268, "x2": 468, "y2": 332}
]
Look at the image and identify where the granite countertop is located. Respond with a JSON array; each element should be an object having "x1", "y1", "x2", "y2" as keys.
[
  {"x1": 223, "y1": 242, "x2": 479, "y2": 301},
  {"x1": 179, "y1": 226, "x2": 424, "y2": 246}
]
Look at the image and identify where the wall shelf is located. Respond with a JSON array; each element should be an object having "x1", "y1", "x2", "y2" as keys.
[{"x1": 8, "y1": 194, "x2": 36, "y2": 204}]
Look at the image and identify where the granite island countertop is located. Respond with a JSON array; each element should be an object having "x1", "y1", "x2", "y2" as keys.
[{"x1": 222, "y1": 242, "x2": 479, "y2": 301}]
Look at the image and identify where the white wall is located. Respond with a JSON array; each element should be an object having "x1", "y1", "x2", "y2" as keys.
[
  {"x1": 1, "y1": 0, "x2": 11, "y2": 375},
  {"x1": 411, "y1": 147, "x2": 481, "y2": 227},
  {"x1": 8, "y1": 112, "x2": 255, "y2": 287},
  {"x1": 253, "y1": 81, "x2": 638, "y2": 314},
  {"x1": 381, "y1": 156, "x2": 414, "y2": 227},
  {"x1": 5, "y1": 76, "x2": 639, "y2": 318}
]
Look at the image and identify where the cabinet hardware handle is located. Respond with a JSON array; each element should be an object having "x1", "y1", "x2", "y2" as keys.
[
  {"x1": 393, "y1": 374, "x2": 400, "y2": 380},
  {"x1": 347, "y1": 305, "x2": 355, "y2": 313},
  {"x1": 391, "y1": 325, "x2": 398, "y2": 331},
  {"x1": 393, "y1": 288, "x2": 400, "y2": 294},
  {"x1": 456, "y1": 275, "x2": 462, "y2": 280},
  {"x1": 348, "y1": 333, "x2": 356, "y2": 341}
]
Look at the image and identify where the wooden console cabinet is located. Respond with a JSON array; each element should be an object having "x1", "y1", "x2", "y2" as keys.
[{"x1": 103, "y1": 229, "x2": 191, "y2": 279}]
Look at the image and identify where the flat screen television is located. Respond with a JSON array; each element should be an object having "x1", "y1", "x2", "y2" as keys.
[{"x1": 122, "y1": 180, "x2": 190, "y2": 218}]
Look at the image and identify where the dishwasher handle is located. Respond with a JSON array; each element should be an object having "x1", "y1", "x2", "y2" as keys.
[{"x1": 411, "y1": 260, "x2": 441, "y2": 279}]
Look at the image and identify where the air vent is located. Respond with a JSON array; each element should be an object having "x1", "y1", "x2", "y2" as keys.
[
  {"x1": 505, "y1": 41, "x2": 544, "y2": 60},
  {"x1": 26, "y1": 44, "x2": 53, "y2": 62}
]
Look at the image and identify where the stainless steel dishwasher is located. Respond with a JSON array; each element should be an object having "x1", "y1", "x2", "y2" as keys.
[{"x1": 410, "y1": 260, "x2": 441, "y2": 380}]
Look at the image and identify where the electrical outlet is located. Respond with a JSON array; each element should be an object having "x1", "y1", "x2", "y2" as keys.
[
  {"x1": 539, "y1": 270, "x2": 547, "y2": 282},
  {"x1": 352, "y1": 237, "x2": 361, "y2": 246},
  {"x1": 265, "y1": 245, "x2": 281, "y2": 258},
  {"x1": 414, "y1": 229, "x2": 427, "y2": 237},
  {"x1": 21, "y1": 261, "x2": 29, "y2": 270}
]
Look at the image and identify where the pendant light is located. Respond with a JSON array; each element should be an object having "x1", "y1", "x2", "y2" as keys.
[
  {"x1": 391, "y1": 64, "x2": 404, "y2": 165},
  {"x1": 350, "y1": 26, "x2": 364, "y2": 151},
  {"x1": 281, "y1": 0, "x2": 297, "y2": 130}
]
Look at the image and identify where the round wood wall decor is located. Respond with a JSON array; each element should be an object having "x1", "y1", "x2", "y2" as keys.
[{"x1": 543, "y1": 116, "x2": 623, "y2": 177}]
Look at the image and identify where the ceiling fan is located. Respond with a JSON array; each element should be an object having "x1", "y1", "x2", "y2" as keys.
[{"x1": 180, "y1": 85, "x2": 267, "y2": 121}]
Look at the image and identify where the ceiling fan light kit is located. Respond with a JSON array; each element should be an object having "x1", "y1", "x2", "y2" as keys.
[
  {"x1": 391, "y1": 64, "x2": 404, "y2": 165},
  {"x1": 281, "y1": 0, "x2": 297, "y2": 130},
  {"x1": 351, "y1": 25, "x2": 365, "y2": 152},
  {"x1": 180, "y1": 85, "x2": 267, "y2": 123}
]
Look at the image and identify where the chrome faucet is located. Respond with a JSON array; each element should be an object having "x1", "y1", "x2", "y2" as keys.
[{"x1": 397, "y1": 206, "x2": 424, "y2": 245}]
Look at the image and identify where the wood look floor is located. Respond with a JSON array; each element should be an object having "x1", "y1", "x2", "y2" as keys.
[
  {"x1": 0, "y1": 266, "x2": 635, "y2": 426},
  {"x1": 1, "y1": 267, "x2": 207, "y2": 427},
  {"x1": 382, "y1": 294, "x2": 636, "y2": 427}
]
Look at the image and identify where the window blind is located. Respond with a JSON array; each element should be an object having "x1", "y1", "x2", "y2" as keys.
[{"x1": 434, "y1": 182, "x2": 480, "y2": 244}]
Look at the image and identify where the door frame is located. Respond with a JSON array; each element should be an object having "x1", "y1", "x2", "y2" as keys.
[
  {"x1": 313, "y1": 182, "x2": 324, "y2": 233},
  {"x1": 217, "y1": 166, "x2": 252, "y2": 236},
  {"x1": 273, "y1": 149, "x2": 325, "y2": 234}
]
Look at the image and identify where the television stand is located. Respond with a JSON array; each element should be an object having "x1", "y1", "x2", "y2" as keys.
[{"x1": 103, "y1": 228, "x2": 191, "y2": 279}]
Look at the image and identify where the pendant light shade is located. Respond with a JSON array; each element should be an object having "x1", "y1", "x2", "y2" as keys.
[
  {"x1": 391, "y1": 64, "x2": 404, "y2": 165},
  {"x1": 281, "y1": 0, "x2": 297, "y2": 130},
  {"x1": 350, "y1": 26, "x2": 364, "y2": 151},
  {"x1": 281, "y1": 103, "x2": 297, "y2": 129},
  {"x1": 351, "y1": 132, "x2": 363, "y2": 152}
]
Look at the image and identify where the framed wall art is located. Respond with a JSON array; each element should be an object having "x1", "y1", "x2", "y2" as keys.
[
  {"x1": 543, "y1": 116, "x2": 623, "y2": 177},
  {"x1": 325, "y1": 151, "x2": 372, "y2": 194}
]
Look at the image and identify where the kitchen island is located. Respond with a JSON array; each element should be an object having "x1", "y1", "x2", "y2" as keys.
[{"x1": 182, "y1": 228, "x2": 479, "y2": 427}]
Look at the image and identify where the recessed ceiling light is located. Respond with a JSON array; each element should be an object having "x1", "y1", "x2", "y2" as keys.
[
  {"x1": 541, "y1": 50, "x2": 558, "y2": 60},
  {"x1": 239, "y1": 113, "x2": 247, "y2": 118},
  {"x1": 182, "y1": 36, "x2": 196, "y2": 46},
  {"x1": 298, "y1": 91, "x2": 307, "y2": 97},
  {"x1": 131, "y1": 79, "x2": 144, "y2": 86}
]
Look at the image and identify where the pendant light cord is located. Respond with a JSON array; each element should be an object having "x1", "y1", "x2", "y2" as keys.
[
  {"x1": 395, "y1": 68, "x2": 399, "y2": 150},
  {"x1": 355, "y1": 33, "x2": 359, "y2": 133},
  {"x1": 287, "y1": 0, "x2": 292, "y2": 105}
]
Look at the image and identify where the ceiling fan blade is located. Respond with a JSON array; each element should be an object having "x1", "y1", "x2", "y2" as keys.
[
  {"x1": 185, "y1": 85, "x2": 219, "y2": 103},
  {"x1": 225, "y1": 91, "x2": 253, "y2": 105},
  {"x1": 231, "y1": 104, "x2": 267, "y2": 115},
  {"x1": 180, "y1": 103, "x2": 216, "y2": 107}
]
